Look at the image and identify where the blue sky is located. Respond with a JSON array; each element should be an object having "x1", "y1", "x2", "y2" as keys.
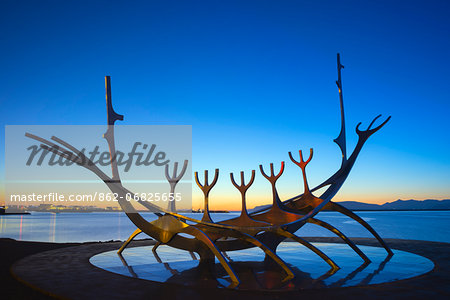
[{"x1": 1, "y1": 0, "x2": 449, "y2": 209}]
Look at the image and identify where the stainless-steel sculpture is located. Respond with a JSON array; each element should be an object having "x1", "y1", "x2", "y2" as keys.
[{"x1": 26, "y1": 54, "x2": 392, "y2": 288}]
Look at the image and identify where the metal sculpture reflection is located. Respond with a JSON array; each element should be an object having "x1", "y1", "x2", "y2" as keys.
[{"x1": 26, "y1": 54, "x2": 392, "y2": 288}]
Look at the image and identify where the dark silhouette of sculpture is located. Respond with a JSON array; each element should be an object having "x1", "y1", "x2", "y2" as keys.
[{"x1": 26, "y1": 54, "x2": 392, "y2": 288}]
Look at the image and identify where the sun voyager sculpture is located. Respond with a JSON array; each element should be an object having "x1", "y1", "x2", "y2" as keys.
[{"x1": 26, "y1": 54, "x2": 392, "y2": 288}]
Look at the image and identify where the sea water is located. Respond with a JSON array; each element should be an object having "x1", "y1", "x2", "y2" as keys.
[{"x1": 1, "y1": 211, "x2": 449, "y2": 243}]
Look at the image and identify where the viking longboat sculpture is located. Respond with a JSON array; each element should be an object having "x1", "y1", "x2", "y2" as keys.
[{"x1": 26, "y1": 54, "x2": 392, "y2": 288}]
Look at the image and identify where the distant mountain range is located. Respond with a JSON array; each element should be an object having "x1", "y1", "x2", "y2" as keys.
[
  {"x1": 250, "y1": 199, "x2": 450, "y2": 212},
  {"x1": 337, "y1": 199, "x2": 450, "y2": 211}
]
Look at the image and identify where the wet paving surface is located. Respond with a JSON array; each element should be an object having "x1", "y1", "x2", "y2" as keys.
[{"x1": 90, "y1": 242, "x2": 434, "y2": 290}]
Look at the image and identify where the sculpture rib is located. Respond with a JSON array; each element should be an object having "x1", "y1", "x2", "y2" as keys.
[{"x1": 307, "y1": 218, "x2": 371, "y2": 263}]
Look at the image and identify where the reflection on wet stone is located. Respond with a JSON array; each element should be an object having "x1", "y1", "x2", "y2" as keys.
[{"x1": 91, "y1": 242, "x2": 434, "y2": 290}]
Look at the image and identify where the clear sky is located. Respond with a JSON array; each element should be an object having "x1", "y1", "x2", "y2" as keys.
[{"x1": 1, "y1": 0, "x2": 449, "y2": 210}]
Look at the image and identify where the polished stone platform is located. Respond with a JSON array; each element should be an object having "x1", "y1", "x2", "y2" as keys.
[
  {"x1": 90, "y1": 242, "x2": 433, "y2": 290},
  {"x1": 11, "y1": 238, "x2": 450, "y2": 299}
]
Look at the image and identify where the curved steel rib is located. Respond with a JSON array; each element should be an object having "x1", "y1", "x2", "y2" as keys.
[
  {"x1": 117, "y1": 228, "x2": 142, "y2": 255},
  {"x1": 198, "y1": 226, "x2": 295, "y2": 282},
  {"x1": 325, "y1": 202, "x2": 393, "y2": 255},
  {"x1": 274, "y1": 228, "x2": 339, "y2": 273},
  {"x1": 307, "y1": 218, "x2": 371, "y2": 263},
  {"x1": 182, "y1": 226, "x2": 240, "y2": 288}
]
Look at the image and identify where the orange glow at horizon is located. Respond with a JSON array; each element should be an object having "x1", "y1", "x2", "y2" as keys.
[
  {"x1": 191, "y1": 191, "x2": 450, "y2": 211},
  {"x1": 2, "y1": 182, "x2": 448, "y2": 210}
]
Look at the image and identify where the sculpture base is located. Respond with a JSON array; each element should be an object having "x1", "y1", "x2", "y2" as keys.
[
  {"x1": 90, "y1": 242, "x2": 433, "y2": 290},
  {"x1": 12, "y1": 238, "x2": 448, "y2": 298}
]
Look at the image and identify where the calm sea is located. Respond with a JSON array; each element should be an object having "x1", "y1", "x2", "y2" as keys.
[{"x1": 1, "y1": 211, "x2": 449, "y2": 243}]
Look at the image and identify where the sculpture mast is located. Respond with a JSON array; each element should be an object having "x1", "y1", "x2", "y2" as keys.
[{"x1": 334, "y1": 53, "x2": 347, "y2": 165}]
